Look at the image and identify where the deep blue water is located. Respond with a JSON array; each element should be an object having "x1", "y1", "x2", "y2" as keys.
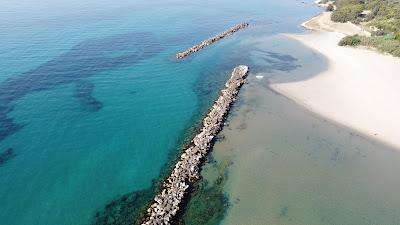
[{"x1": 0, "y1": 0, "x2": 319, "y2": 224}]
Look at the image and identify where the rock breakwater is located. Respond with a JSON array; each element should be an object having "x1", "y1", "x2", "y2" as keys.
[
  {"x1": 141, "y1": 65, "x2": 249, "y2": 225},
  {"x1": 176, "y1": 23, "x2": 249, "y2": 59}
]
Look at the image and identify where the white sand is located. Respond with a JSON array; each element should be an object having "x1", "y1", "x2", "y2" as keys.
[{"x1": 270, "y1": 14, "x2": 400, "y2": 149}]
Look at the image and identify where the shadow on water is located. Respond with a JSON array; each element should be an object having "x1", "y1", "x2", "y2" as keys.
[
  {"x1": 192, "y1": 36, "x2": 305, "y2": 112},
  {"x1": 0, "y1": 32, "x2": 164, "y2": 142},
  {"x1": 252, "y1": 50, "x2": 301, "y2": 73},
  {"x1": 0, "y1": 148, "x2": 15, "y2": 166},
  {"x1": 225, "y1": 33, "x2": 330, "y2": 83}
]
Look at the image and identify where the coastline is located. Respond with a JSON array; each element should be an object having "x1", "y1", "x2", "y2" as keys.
[
  {"x1": 301, "y1": 11, "x2": 370, "y2": 36},
  {"x1": 202, "y1": 69, "x2": 400, "y2": 225},
  {"x1": 270, "y1": 10, "x2": 400, "y2": 150}
]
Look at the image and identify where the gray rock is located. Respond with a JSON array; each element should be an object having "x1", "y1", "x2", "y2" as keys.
[
  {"x1": 176, "y1": 23, "x2": 249, "y2": 59},
  {"x1": 141, "y1": 65, "x2": 249, "y2": 225}
]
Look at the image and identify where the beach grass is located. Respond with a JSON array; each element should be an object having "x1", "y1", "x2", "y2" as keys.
[{"x1": 339, "y1": 34, "x2": 400, "y2": 57}]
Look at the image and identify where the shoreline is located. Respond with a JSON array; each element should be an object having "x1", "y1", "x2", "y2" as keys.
[
  {"x1": 270, "y1": 10, "x2": 400, "y2": 150},
  {"x1": 202, "y1": 63, "x2": 400, "y2": 225},
  {"x1": 301, "y1": 11, "x2": 370, "y2": 36}
]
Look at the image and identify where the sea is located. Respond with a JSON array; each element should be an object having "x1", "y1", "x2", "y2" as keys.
[{"x1": 2, "y1": 0, "x2": 400, "y2": 225}]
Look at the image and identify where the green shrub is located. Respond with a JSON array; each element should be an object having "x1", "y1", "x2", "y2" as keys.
[
  {"x1": 331, "y1": 4, "x2": 364, "y2": 23},
  {"x1": 395, "y1": 32, "x2": 400, "y2": 41},
  {"x1": 361, "y1": 35, "x2": 400, "y2": 57},
  {"x1": 341, "y1": 35, "x2": 400, "y2": 57},
  {"x1": 339, "y1": 35, "x2": 362, "y2": 46},
  {"x1": 327, "y1": 4, "x2": 335, "y2": 12},
  {"x1": 371, "y1": 30, "x2": 386, "y2": 36},
  {"x1": 333, "y1": 0, "x2": 400, "y2": 57}
]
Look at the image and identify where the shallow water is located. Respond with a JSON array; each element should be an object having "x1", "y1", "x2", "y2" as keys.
[
  {"x1": 0, "y1": 0, "x2": 320, "y2": 224},
  {"x1": 201, "y1": 38, "x2": 400, "y2": 224},
  {"x1": 3, "y1": 0, "x2": 399, "y2": 224}
]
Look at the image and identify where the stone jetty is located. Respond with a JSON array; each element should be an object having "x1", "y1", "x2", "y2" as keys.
[
  {"x1": 176, "y1": 23, "x2": 249, "y2": 59},
  {"x1": 141, "y1": 65, "x2": 249, "y2": 225}
]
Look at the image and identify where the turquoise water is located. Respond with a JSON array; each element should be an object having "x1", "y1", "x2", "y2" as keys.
[{"x1": 0, "y1": 0, "x2": 319, "y2": 224}]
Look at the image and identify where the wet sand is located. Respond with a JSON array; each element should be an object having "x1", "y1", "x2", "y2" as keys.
[{"x1": 201, "y1": 75, "x2": 400, "y2": 225}]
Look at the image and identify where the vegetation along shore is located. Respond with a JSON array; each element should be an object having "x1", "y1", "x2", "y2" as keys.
[
  {"x1": 318, "y1": 0, "x2": 400, "y2": 57},
  {"x1": 271, "y1": 0, "x2": 400, "y2": 150}
]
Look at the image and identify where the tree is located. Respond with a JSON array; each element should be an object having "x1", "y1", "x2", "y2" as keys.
[{"x1": 327, "y1": 4, "x2": 335, "y2": 12}]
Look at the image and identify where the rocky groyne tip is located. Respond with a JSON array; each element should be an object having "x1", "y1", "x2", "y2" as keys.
[{"x1": 141, "y1": 65, "x2": 249, "y2": 225}]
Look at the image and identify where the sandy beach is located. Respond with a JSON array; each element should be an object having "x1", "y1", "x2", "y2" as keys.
[
  {"x1": 270, "y1": 12, "x2": 400, "y2": 150},
  {"x1": 204, "y1": 76, "x2": 400, "y2": 225},
  {"x1": 301, "y1": 11, "x2": 370, "y2": 36}
]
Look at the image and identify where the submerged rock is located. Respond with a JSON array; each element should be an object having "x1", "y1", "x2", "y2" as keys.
[{"x1": 91, "y1": 188, "x2": 155, "y2": 225}]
